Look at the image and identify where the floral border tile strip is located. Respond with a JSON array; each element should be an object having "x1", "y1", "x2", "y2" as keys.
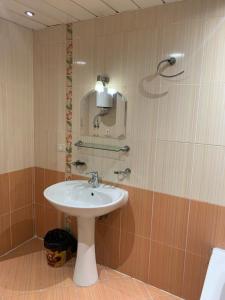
[{"x1": 65, "y1": 23, "x2": 73, "y2": 180}]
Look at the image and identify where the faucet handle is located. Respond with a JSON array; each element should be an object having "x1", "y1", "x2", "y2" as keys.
[
  {"x1": 71, "y1": 160, "x2": 86, "y2": 167},
  {"x1": 114, "y1": 168, "x2": 131, "y2": 175},
  {"x1": 86, "y1": 171, "x2": 98, "y2": 176}
]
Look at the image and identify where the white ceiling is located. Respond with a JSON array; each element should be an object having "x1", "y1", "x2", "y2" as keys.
[{"x1": 0, "y1": 0, "x2": 183, "y2": 30}]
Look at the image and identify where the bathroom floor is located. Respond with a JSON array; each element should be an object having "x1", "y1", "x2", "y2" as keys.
[{"x1": 0, "y1": 238, "x2": 181, "y2": 299}]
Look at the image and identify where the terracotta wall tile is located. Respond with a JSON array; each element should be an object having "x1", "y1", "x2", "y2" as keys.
[
  {"x1": 70, "y1": 216, "x2": 77, "y2": 238},
  {"x1": 34, "y1": 169, "x2": 74, "y2": 238},
  {"x1": 0, "y1": 214, "x2": 11, "y2": 255},
  {"x1": 44, "y1": 169, "x2": 65, "y2": 209},
  {"x1": 44, "y1": 169, "x2": 65, "y2": 187},
  {"x1": 182, "y1": 252, "x2": 209, "y2": 300},
  {"x1": 54, "y1": 214, "x2": 77, "y2": 239},
  {"x1": 71, "y1": 174, "x2": 86, "y2": 180},
  {"x1": 119, "y1": 231, "x2": 150, "y2": 282},
  {"x1": 95, "y1": 224, "x2": 121, "y2": 270},
  {"x1": 148, "y1": 241, "x2": 185, "y2": 297},
  {"x1": 97, "y1": 209, "x2": 121, "y2": 230},
  {"x1": 120, "y1": 186, "x2": 153, "y2": 237},
  {"x1": 152, "y1": 193, "x2": 189, "y2": 249},
  {"x1": 35, "y1": 167, "x2": 45, "y2": 206},
  {"x1": 103, "y1": 226, "x2": 121, "y2": 270},
  {"x1": 45, "y1": 206, "x2": 64, "y2": 234},
  {"x1": 9, "y1": 168, "x2": 33, "y2": 211},
  {"x1": 186, "y1": 200, "x2": 218, "y2": 257},
  {"x1": 95, "y1": 223, "x2": 106, "y2": 265},
  {"x1": 11, "y1": 205, "x2": 33, "y2": 248},
  {"x1": 214, "y1": 205, "x2": 225, "y2": 249},
  {"x1": 0, "y1": 173, "x2": 10, "y2": 216},
  {"x1": 35, "y1": 204, "x2": 45, "y2": 238}
]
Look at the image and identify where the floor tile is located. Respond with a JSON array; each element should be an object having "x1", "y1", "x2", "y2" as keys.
[{"x1": 0, "y1": 238, "x2": 181, "y2": 300}]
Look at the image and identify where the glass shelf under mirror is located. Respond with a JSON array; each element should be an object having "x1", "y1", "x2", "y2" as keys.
[{"x1": 74, "y1": 140, "x2": 130, "y2": 152}]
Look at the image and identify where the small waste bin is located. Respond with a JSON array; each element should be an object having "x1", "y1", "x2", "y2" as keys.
[{"x1": 44, "y1": 229, "x2": 77, "y2": 267}]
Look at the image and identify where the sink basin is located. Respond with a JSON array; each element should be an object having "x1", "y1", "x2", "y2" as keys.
[
  {"x1": 44, "y1": 180, "x2": 128, "y2": 287},
  {"x1": 44, "y1": 180, "x2": 128, "y2": 218}
]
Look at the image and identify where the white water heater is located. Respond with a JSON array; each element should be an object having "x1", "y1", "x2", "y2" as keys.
[{"x1": 96, "y1": 88, "x2": 113, "y2": 108}]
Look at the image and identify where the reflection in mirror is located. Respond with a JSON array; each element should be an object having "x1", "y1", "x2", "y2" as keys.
[{"x1": 80, "y1": 89, "x2": 127, "y2": 140}]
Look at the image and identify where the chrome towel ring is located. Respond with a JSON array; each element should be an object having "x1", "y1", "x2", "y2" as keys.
[{"x1": 157, "y1": 57, "x2": 184, "y2": 78}]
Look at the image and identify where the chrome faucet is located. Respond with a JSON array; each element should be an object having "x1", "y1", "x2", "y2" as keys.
[
  {"x1": 114, "y1": 168, "x2": 131, "y2": 176},
  {"x1": 87, "y1": 171, "x2": 100, "y2": 188}
]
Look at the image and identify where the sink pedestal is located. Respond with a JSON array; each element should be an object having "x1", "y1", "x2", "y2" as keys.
[{"x1": 73, "y1": 216, "x2": 98, "y2": 286}]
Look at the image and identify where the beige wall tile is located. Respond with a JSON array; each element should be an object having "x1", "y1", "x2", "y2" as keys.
[
  {"x1": 34, "y1": 130, "x2": 48, "y2": 169},
  {"x1": 0, "y1": 19, "x2": 34, "y2": 174},
  {"x1": 154, "y1": 141, "x2": 193, "y2": 198},
  {"x1": 201, "y1": 18, "x2": 225, "y2": 84},
  {"x1": 196, "y1": 84, "x2": 225, "y2": 145},
  {"x1": 34, "y1": 24, "x2": 66, "y2": 45},
  {"x1": 156, "y1": 0, "x2": 206, "y2": 25},
  {"x1": 95, "y1": 12, "x2": 136, "y2": 36},
  {"x1": 34, "y1": 26, "x2": 66, "y2": 172},
  {"x1": 73, "y1": 21, "x2": 96, "y2": 90},
  {"x1": 122, "y1": 28, "x2": 161, "y2": 91},
  {"x1": 159, "y1": 19, "x2": 205, "y2": 86},
  {"x1": 157, "y1": 85, "x2": 199, "y2": 142},
  {"x1": 205, "y1": 0, "x2": 225, "y2": 18},
  {"x1": 125, "y1": 139, "x2": 156, "y2": 190},
  {"x1": 190, "y1": 144, "x2": 225, "y2": 205},
  {"x1": 134, "y1": 6, "x2": 159, "y2": 30}
]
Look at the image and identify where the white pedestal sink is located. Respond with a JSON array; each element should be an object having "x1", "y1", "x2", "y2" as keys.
[{"x1": 44, "y1": 180, "x2": 128, "y2": 286}]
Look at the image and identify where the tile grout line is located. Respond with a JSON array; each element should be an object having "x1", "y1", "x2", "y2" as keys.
[
  {"x1": 118, "y1": 210, "x2": 122, "y2": 268},
  {"x1": 10, "y1": 202, "x2": 33, "y2": 214},
  {"x1": 35, "y1": 167, "x2": 225, "y2": 208},
  {"x1": 147, "y1": 52, "x2": 162, "y2": 284},
  {"x1": 0, "y1": 236, "x2": 36, "y2": 258},
  {"x1": 8, "y1": 172, "x2": 13, "y2": 250},
  {"x1": 157, "y1": 138, "x2": 225, "y2": 148},
  {"x1": 180, "y1": 199, "x2": 191, "y2": 296},
  {"x1": 180, "y1": 11, "x2": 208, "y2": 297},
  {"x1": 32, "y1": 167, "x2": 37, "y2": 237}
]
